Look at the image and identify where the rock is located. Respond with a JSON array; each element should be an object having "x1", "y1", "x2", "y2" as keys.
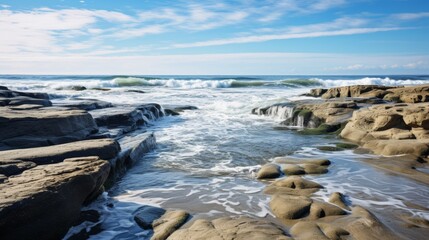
[
  {"x1": 137, "y1": 103, "x2": 165, "y2": 120},
  {"x1": 90, "y1": 104, "x2": 164, "y2": 135},
  {"x1": 329, "y1": 192, "x2": 350, "y2": 210},
  {"x1": 275, "y1": 158, "x2": 331, "y2": 166},
  {"x1": 91, "y1": 87, "x2": 111, "y2": 91},
  {"x1": 0, "y1": 107, "x2": 98, "y2": 150},
  {"x1": 134, "y1": 205, "x2": 166, "y2": 229},
  {"x1": 309, "y1": 201, "x2": 347, "y2": 219},
  {"x1": 0, "y1": 87, "x2": 49, "y2": 100},
  {"x1": 0, "y1": 157, "x2": 110, "y2": 240},
  {"x1": 0, "y1": 160, "x2": 36, "y2": 176},
  {"x1": 273, "y1": 176, "x2": 323, "y2": 189},
  {"x1": 335, "y1": 142, "x2": 358, "y2": 149},
  {"x1": 164, "y1": 109, "x2": 180, "y2": 116},
  {"x1": 340, "y1": 103, "x2": 429, "y2": 157},
  {"x1": 257, "y1": 163, "x2": 282, "y2": 179},
  {"x1": 55, "y1": 99, "x2": 113, "y2": 111},
  {"x1": 151, "y1": 210, "x2": 189, "y2": 240},
  {"x1": 106, "y1": 132, "x2": 156, "y2": 186},
  {"x1": 362, "y1": 155, "x2": 429, "y2": 185},
  {"x1": 316, "y1": 146, "x2": 343, "y2": 151},
  {"x1": 126, "y1": 89, "x2": 145, "y2": 93},
  {"x1": 90, "y1": 107, "x2": 145, "y2": 132},
  {"x1": 57, "y1": 86, "x2": 87, "y2": 91},
  {"x1": 274, "y1": 158, "x2": 330, "y2": 175},
  {"x1": 0, "y1": 174, "x2": 6, "y2": 183},
  {"x1": 362, "y1": 139, "x2": 429, "y2": 157},
  {"x1": 0, "y1": 138, "x2": 120, "y2": 165},
  {"x1": 264, "y1": 176, "x2": 323, "y2": 196},
  {"x1": 307, "y1": 88, "x2": 327, "y2": 97},
  {"x1": 383, "y1": 85, "x2": 429, "y2": 103},
  {"x1": 6, "y1": 104, "x2": 45, "y2": 110},
  {"x1": 319, "y1": 85, "x2": 393, "y2": 99},
  {"x1": 345, "y1": 206, "x2": 401, "y2": 240},
  {"x1": 163, "y1": 105, "x2": 198, "y2": 112},
  {"x1": 168, "y1": 216, "x2": 292, "y2": 240},
  {"x1": 281, "y1": 164, "x2": 305, "y2": 175},
  {"x1": 0, "y1": 96, "x2": 52, "y2": 107},
  {"x1": 270, "y1": 195, "x2": 312, "y2": 220},
  {"x1": 290, "y1": 222, "x2": 349, "y2": 240},
  {"x1": 270, "y1": 193, "x2": 346, "y2": 221}
]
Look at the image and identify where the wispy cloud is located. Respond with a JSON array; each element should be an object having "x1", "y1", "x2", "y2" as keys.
[
  {"x1": 170, "y1": 27, "x2": 402, "y2": 49},
  {"x1": 332, "y1": 61, "x2": 428, "y2": 71},
  {"x1": 393, "y1": 12, "x2": 429, "y2": 20}
]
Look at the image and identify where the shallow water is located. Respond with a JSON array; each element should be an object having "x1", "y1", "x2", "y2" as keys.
[{"x1": 1, "y1": 75, "x2": 429, "y2": 239}]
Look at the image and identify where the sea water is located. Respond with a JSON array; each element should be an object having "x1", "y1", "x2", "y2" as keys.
[{"x1": 1, "y1": 75, "x2": 429, "y2": 239}]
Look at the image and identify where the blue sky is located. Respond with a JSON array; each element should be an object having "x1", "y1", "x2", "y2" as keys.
[{"x1": 0, "y1": 0, "x2": 428, "y2": 74}]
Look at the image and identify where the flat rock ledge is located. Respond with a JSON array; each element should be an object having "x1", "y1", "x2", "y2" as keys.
[
  {"x1": 0, "y1": 107, "x2": 98, "y2": 150},
  {"x1": 0, "y1": 157, "x2": 110, "y2": 240}
]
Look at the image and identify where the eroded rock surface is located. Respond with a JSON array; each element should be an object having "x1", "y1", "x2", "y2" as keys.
[
  {"x1": 168, "y1": 216, "x2": 292, "y2": 240},
  {"x1": 340, "y1": 103, "x2": 429, "y2": 157},
  {"x1": 0, "y1": 138, "x2": 120, "y2": 165},
  {"x1": 0, "y1": 157, "x2": 110, "y2": 240},
  {"x1": 0, "y1": 107, "x2": 98, "y2": 150}
]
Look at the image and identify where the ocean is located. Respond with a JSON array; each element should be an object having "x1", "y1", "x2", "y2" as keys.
[{"x1": 1, "y1": 75, "x2": 429, "y2": 239}]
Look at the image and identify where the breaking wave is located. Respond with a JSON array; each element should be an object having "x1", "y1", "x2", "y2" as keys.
[{"x1": 1, "y1": 75, "x2": 428, "y2": 91}]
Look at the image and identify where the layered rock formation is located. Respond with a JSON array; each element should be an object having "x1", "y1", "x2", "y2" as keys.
[
  {"x1": 0, "y1": 86, "x2": 166, "y2": 240},
  {"x1": 0, "y1": 157, "x2": 110, "y2": 240}
]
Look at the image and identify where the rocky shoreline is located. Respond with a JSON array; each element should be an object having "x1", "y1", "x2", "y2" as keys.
[
  {"x1": 1, "y1": 84, "x2": 428, "y2": 239},
  {"x1": 0, "y1": 86, "x2": 181, "y2": 239}
]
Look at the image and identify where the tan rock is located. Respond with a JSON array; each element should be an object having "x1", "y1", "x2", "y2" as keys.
[
  {"x1": 290, "y1": 222, "x2": 349, "y2": 240},
  {"x1": 309, "y1": 201, "x2": 347, "y2": 219},
  {"x1": 329, "y1": 192, "x2": 350, "y2": 210},
  {"x1": 151, "y1": 210, "x2": 189, "y2": 240},
  {"x1": 264, "y1": 176, "x2": 323, "y2": 196},
  {"x1": 270, "y1": 195, "x2": 312, "y2": 220},
  {"x1": 281, "y1": 164, "x2": 305, "y2": 175},
  {"x1": 257, "y1": 163, "x2": 281, "y2": 179},
  {"x1": 168, "y1": 216, "x2": 292, "y2": 240}
]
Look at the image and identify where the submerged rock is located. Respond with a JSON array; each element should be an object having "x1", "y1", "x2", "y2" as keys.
[
  {"x1": 0, "y1": 157, "x2": 110, "y2": 240},
  {"x1": 134, "y1": 205, "x2": 166, "y2": 230},
  {"x1": 168, "y1": 216, "x2": 292, "y2": 240}
]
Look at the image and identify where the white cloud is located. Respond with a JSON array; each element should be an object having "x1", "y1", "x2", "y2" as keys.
[
  {"x1": 0, "y1": 8, "x2": 134, "y2": 54},
  {"x1": 332, "y1": 61, "x2": 428, "y2": 71},
  {"x1": 137, "y1": 4, "x2": 249, "y2": 31},
  {"x1": 171, "y1": 27, "x2": 401, "y2": 49},
  {"x1": 393, "y1": 12, "x2": 429, "y2": 20}
]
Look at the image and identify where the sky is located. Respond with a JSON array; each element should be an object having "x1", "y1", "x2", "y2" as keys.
[{"x1": 0, "y1": 0, "x2": 428, "y2": 75}]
